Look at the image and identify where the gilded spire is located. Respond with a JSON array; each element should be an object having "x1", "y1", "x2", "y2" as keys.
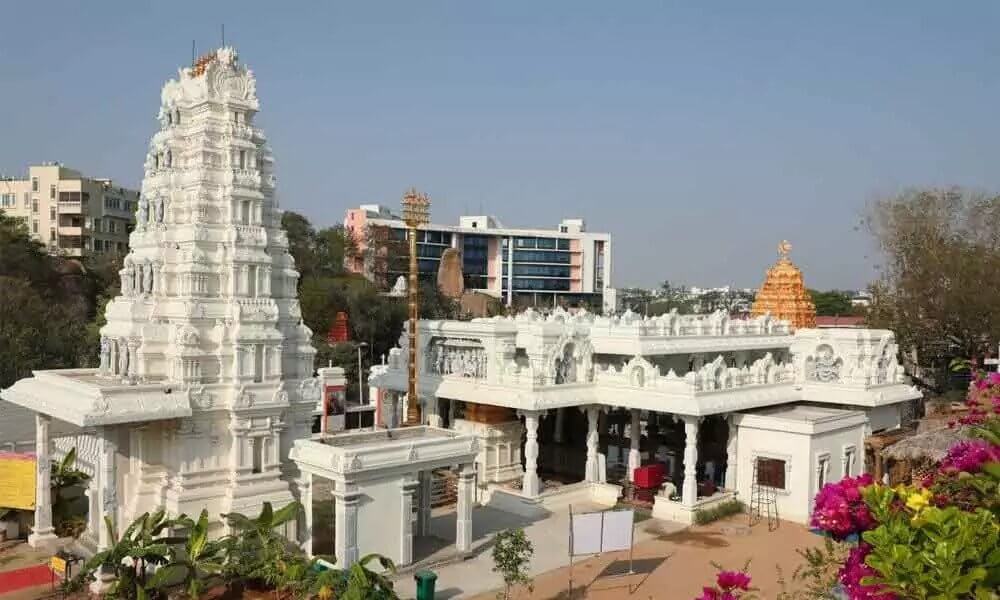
[{"x1": 750, "y1": 240, "x2": 816, "y2": 330}]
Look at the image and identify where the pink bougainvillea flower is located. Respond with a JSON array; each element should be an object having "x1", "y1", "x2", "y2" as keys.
[
  {"x1": 940, "y1": 439, "x2": 1000, "y2": 474},
  {"x1": 839, "y1": 543, "x2": 897, "y2": 600},
  {"x1": 696, "y1": 586, "x2": 721, "y2": 600},
  {"x1": 716, "y1": 571, "x2": 752, "y2": 591}
]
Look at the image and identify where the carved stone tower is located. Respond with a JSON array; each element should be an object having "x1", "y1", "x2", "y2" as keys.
[
  {"x1": 97, "y1": 47, "x2": 318, "y2": 529},
  {"x1": 750, "y1": 240, "x2": 817, "y2": 330}
]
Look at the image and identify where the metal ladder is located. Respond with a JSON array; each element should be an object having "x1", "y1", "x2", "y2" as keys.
[{"x1": 748, "y1": 460, "x2": 779, "y2": 531}]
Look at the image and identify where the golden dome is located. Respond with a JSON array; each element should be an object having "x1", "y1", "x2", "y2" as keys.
[{"x1": 750, "y1": 240, "x2": 816, "y2": 330}]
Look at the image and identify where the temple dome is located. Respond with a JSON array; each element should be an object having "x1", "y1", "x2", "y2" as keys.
[{"x1": 750, "y1": 240, "x2": 816, "y2": 330}]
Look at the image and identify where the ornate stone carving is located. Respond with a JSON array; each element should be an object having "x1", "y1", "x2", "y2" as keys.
[
  {"x1": 807, "y1": 344, "x2": 842, "y2": 383},
  {"x1": 426, "y1": 338, "x2": 486, "y2": 379}
]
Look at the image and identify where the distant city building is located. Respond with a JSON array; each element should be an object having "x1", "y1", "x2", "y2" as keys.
[
  {"x1": 851, "y1": 291, "x2": 873, "y2": 308},
  {"x1": 345, "y1": 204, "x2": 613, "y2": 311},
  {"x1": 0, "y1": 163, "x2": 138, "y2": 257}
]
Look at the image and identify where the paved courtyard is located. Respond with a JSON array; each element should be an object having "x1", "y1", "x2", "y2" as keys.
[
  {"x1": 390, "y1": 504, "x2": 821, "y2": 600},
  {"x1": 391, "y1": 500, "x2": 680, "y2": 599}
]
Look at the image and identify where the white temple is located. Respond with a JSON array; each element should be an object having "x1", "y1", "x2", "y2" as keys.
[
  {"x1": 2, "y1": 47, "x2": 319, "y2": 550},
  {"x1": 369, "y1": 309, "x2": 922, "y2": 524}
]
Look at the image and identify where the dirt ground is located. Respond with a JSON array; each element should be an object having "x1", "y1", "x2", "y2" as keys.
[{"x1": 469, "y1": 516, "x2": 822, "y2": 600}]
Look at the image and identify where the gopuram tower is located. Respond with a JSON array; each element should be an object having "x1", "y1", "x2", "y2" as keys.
[
  {"x1": 750, "y1": 240, "x2": 817, "y2": 330},
  {"x1": 97, "y1": 47, "x2": 317, "y2": 531}
]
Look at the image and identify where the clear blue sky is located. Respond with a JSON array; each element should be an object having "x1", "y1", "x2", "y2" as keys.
[{"x1": 3, "y1": 2, "x2": 999, "y2": 290}]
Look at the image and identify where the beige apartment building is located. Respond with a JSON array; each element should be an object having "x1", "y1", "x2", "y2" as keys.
[{"x1": 0, "y1": 163, "x2": 138, "y2": 257}]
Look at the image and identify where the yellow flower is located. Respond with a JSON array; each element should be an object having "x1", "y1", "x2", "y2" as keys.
[
  {"x1": 317, "y1": 585, "x2": 334, "y2": 600},
  {"x1": 905, "y1": 488, "x2": 932, "y2": 513}
]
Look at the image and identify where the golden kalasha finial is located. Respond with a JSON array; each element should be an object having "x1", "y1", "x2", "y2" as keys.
[{"x1": 778, "y1": 239, "x2": 792, "y2": 260}]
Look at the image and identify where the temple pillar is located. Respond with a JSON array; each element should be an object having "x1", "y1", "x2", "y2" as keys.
[
  {"x1": 553, "y1": 407, "x2": 566, "y2": 444},
  {"x1": 628, "y1": 409, "x2": 642, "y2": 482},
  {"x1": 681, "y1": 416, "x2": 700, "y2": 507},
  {"x1": 725, "y1": 415, "x2": 738, "y2": 490},
  {"x1": 417, "y1": 471, "x2": 432, "y2": 536},
  {"x1": 426, "y1": 397, "x2": 443, "y2": 428},
  {"x1": 521, "y1": 410, "x2": 541, "y2": 497},
  {"x1": 585, "y1": 406, "x2": 601, "y2": 483},
  {"x1": 399, "y1": 479, "x2": 419, "y2": 566},
  {"x1": 455, "y1": 464, "x2": 475, "y2": 552},
  {"x1": 333, "y1": 488, "x2": 360, "y2": 569},
  {"x1": 28, "y1": 414, "x2": 57, "y2": 548},
  {"x1": 302, "y1": 473, "x2": 313, "y2": 557}
]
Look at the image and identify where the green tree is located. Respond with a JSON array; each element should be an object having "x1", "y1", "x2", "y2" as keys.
[
  {"x1": 864, "y1": 188, "x2": 1000, "y2": 379},
  {"x1": 809, "y1": 289, "x2": 855, "y2": 317},
  {"x1": 491, "y1": 528, "x2": 534, "y2": 600}
]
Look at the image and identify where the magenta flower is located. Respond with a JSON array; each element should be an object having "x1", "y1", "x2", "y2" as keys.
[
  {"x1": 839, "y1": 543, "x2": 897, "y2": 600},
  {"x1": 811, "y1": 474, "x2": 876, "y2": 540},
  {"x1": 939, "y1": 439, "x2": 1000, "y2": 474},
  {"x1": 716, "y1": 571, "x2": 752, "y2": 591},
  {"x1": 697, "y1": 588, "x2": 721, "y2": 600}
]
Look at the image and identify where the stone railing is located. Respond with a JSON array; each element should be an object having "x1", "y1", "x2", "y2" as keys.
[{"x1": 590, "y1": 309, "x2": 791, "y2": 338}]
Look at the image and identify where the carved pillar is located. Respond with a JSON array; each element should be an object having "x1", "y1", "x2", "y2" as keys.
[
  {"x1": 262, "y1": 266, "x2": 272, "y2": 296},
  {"x1": 681, "y1": 416, "x2": 700, "y2": 507},
  {"x1": 302, "y1": 473, "x2": 313, "y2": 557},
  {"x1": 96, "y1": 426, "x2": 118, "y2": 551},
  {"x1": 426, "y1": 397, "x2": 443, "y2": 428},
  {"x1": 725, "y1": 415, "x2": 738, "y2": 490},
  {"x1": 28, "y1": 414, "x2": 57, "y2": 548},
  {"x1": 628, "y1": 409, "x2": 642, "y2": 482},
  {"x1": 399, "y1": 479, "x2": 419, "y2": 566},
  {"x1": 521, "y1": 411, "x2": 541, "y2": 497},
  {"x1": 455, "y1": 464, "x2": 475, "y2": 552},
  {"x1": 127, "y1": 338, "x2": 140, "y2": 381},
  {"x1": 585, "y1": 406, "x2": 600, "y2": 483},
  {"x1": 333, "y1": 488, "x2": 360, "y2": 569}
]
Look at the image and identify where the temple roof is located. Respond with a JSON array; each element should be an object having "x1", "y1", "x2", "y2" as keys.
[{"x1": 750, "y1": 240, "x2": 816, "y2": 330}]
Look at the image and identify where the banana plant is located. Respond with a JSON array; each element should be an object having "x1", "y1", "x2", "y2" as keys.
[
  {"x1": 170, "y1": 509, "x2": 226, "y2": 599},
  {"x1": 220, "y1": 500, "x2": 302, "y2": 589},
  {"x1": 74, "y1": 511, "x2": 187, "y2": 600},
  {"x1": 51, "y1": 447, "x2": 90, "y2": 524}
]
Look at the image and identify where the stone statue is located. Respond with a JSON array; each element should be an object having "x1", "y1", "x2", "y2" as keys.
[
  {"x1": 436, "y1": 248, "x2": 464, "y2": 300},
  {"x1": 117, "y1": 339, "x2": 129, "y2": 376},
  {"x1": 143, "y1": 263, "x2": 153, "y2": 295},
  {"x1": 99, "y1": 337, "x2": 110, "y2": 372},
  {"x1": 121, "y1": 263, "x2": 134, "y2": 295},
  {"x1": 137, "y1": 196, "x2": 148, "y2": 226}
]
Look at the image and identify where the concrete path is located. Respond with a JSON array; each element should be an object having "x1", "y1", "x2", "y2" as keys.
[{"x1": 391, "y1": 503, "x2": 678, "y2": 600}]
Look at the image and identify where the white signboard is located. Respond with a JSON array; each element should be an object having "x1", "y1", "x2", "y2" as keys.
[
  {"x1": 570, "y1": 508, "x2": 634, "y2": 556},
  {"x1": 570, "y1": 511, "x2": 604, "y2": 555},
  {"x1": 601, "y1": 509, "x2": 634, "y2": 552}
]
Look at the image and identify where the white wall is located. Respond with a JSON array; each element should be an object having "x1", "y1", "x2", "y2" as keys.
[
  {"x1": 865, "y1": 404, "x2": 902, "y2": 433},
  {"x1": 356, "y1": 478, "x2": 404, "y2": 564},
  {"x1": 736, "y1": 420, "x2": 867, "y2": 524},
  {"x1": 735, "y1": 426, "x2": 811, "y2": 523}
]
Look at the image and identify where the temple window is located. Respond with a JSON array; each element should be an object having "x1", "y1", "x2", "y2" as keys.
[
  {"x1": 816, "y1": 453, "x2": 830, "y2": 489},
  {"x1": 253, "y1": 344, "x2": 264, "y2": 383},
  {"x1": 240, "y1": 200, "x2": 250, "y2": 224},
  {"x1": 239, "y1": 150, "x2": 246, "y2": 169},
  {"x1": 251, "y1": 438, "x2": 263, "y2": 474}
]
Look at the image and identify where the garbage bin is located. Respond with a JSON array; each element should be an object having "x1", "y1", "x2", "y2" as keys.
[{"x1": 414, "y1": 569, "x2": 437, "y2": 600}]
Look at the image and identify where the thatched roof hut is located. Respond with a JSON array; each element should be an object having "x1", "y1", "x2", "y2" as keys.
[{"x1": 881, "y1": 426, "x2": 967, "y2": 463}]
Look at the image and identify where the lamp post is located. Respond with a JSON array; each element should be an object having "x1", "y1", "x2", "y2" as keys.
[
  {"x1": 357, "y1": 341, "x2": 368, "y2": 406},
  {"x1": 401, "y1": 188, "x2": 430, "y2": 425}
]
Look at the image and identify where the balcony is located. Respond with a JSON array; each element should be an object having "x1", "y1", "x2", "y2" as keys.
[
  {"x1": 58, "y1": 201, "x2": 83, "y2": 214},
  {"x1": 58, "y1": 225, "x2": 85, "y2": 236}
]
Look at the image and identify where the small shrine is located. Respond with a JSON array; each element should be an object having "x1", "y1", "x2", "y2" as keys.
[{"x1": 750, "y1": 240, "x2": 817, "y2": 330}]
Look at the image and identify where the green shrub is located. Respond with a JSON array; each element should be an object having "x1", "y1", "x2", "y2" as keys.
[{"x1": 693, "y1": 500, "x2": 745, "y2": 525}]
